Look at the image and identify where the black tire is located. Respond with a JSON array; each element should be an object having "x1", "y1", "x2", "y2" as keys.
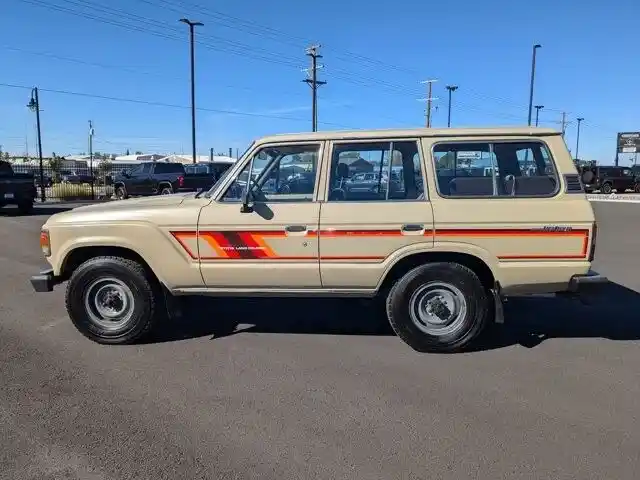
[
  {"x1": 386, "y1": 262, "x2": 490, "y2": 353},
  {"x1": 635, "y1": 183, "x2": 640, "y2": 193},
  {"x1": 600, "y1": 183, "x2": 612, "y2": 194},
  {"x1": 581, "y1": 170, "x2": 595, "y2": 184},
  {"x1": 115, "y1": 185, "x2": 127, "y2": 200},
  {"x1": 65, "y1": 256, "x2": 160, "y2": 345},
  {"x1": 17, "y1": 201, "x2": 33, "y2": 215},
  {"x1": 159, "y1": 185, "x2": 173, "y2": 195}
]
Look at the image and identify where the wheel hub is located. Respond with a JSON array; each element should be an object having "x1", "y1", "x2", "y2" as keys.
[
  {"x1": 84, "y1": 277, "x2": 135, "y2": 331},
  {"x1": 409, "y1": 282, "x2": 468, "y2": 336}
]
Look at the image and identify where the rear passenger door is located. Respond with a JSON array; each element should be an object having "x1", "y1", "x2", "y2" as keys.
[
  {"x1": 427, "y1": 137, "x2": 592, "y2": 268},
  {"x1": 318, "y1": 138, "x2": 434, "y2": 289}
]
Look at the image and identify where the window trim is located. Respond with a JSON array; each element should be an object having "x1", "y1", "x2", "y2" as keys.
[
  {"x1": 325, "y1": 138, "x2": 428, "y2": 203},
  {"x1": 214, "y1": 141, "x2": 324, "y2": 204},
  {"x1": 430, "y1": 138, "x2": 561, "y2": 200}
]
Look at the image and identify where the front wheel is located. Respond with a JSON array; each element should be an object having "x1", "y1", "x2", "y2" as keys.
[
  {"x1": 65, "y1": 256, "x2": 160, "y2": 344},
  {"x1": 386, "y1": 262, "x2": 491, "y2": 353}
]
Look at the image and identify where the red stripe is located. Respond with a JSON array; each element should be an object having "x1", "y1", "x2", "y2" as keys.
[
  {"x1": 236, "y1": 232, "x2": 268, "y2": 259},
  {"x1": 209, "y1": 232, "x2": 242, "y2": 259}
]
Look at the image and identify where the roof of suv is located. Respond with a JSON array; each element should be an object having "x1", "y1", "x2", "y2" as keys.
[{"x1": 258, "y1": 126, "x2": 560, "y2": 144}]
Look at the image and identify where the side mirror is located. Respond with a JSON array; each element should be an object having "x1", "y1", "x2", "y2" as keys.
[{"x1": 240, "y1": 188, "x2": 254, "y2": 213}]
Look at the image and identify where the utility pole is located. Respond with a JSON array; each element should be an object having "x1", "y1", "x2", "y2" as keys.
[
  {"x1": 419, "y1": 79, "x2": 438, "y2": 127},
  {"x1": 575, "y1": 117, "x2": 584, "y2": 161},
  {"x1": 445, "y1": 85, "x2": 458, "y2": 127},
  {"x1": 209, "y1": 147, "x2": 214, "y2": 162},
  {"x1": 179, "y1": 18, "x2": 204, "y2": 164},
  {"x1": 527, "y1": 44, "x2": 542, "y2": 126},
  {"x1": 561, "y1": 111, "x2": 568, "y2": 137},
  {"x1": 88, "y1": 120, "x2": 95, "y2": 199},
  {"x1": 27, "y1": 87, "x2": 45, "y2": 203},
  {"x1": 534, "y1": 105, "x2": 544, "y2": 126},
  {"x1": 303, "y1": 45, "x2": 326, "y2": 132}
]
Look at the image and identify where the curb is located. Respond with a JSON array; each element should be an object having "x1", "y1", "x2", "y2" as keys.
[{"x1": 587, "y1": 194, "x2": 640, "y2": 203}]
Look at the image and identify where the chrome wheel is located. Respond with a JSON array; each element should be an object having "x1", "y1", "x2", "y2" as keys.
[
  {"x1": 408, "y1": 281, "x2": 468, "y2": 336},
  {"x1": 83, "y1": 277, "x2": 135, "y2": 331}
]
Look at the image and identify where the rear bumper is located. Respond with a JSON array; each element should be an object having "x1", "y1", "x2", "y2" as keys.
[
  {"x1": 567, "y1": 270, "x2": 608, "y2": 293},
  {"x1": 30, "y1": 268, "x2": 61, "y2": 293}
]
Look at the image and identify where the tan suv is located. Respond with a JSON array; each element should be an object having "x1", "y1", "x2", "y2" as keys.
[{"x1": 30, "y1": 127, "x2": 607, "y2": 353}]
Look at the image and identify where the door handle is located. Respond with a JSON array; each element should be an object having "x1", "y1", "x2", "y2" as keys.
[
  {"x1": 285, "y1": 225, "x2": 307, "y2": 234},
  {"x1": 401, "y1": 224, "x2": 425, "y2": 234}
]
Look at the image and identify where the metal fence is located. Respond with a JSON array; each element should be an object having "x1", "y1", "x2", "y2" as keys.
[{"x1": 11, "y1": 163, "x2": 121, "y2": 202}]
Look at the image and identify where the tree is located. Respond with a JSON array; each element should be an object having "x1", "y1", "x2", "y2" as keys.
[
  {"x1": 48, "y1": 155, "x2": 63, "y2": 174},
  {"x1": 125, "y1": 149, "x2": 130, "y2": 156},
  {"x1": 2, "y1": 151, "x2": 9, "y2": 161},
  {"x1": 134, "y1": 151, "x2": 143, "y2": 155}
]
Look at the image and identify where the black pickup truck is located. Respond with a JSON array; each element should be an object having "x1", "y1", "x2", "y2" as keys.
[
  {"x1": 0, "y1": 161, "x2": 37, "y2": 214},
  {"x1": 112, "y1": 161, "x2": 231, "y2": 199}
]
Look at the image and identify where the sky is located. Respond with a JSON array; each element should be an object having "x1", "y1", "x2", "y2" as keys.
[{"x1": 1, "y1": 0, "x2": 639, "y2": 165}]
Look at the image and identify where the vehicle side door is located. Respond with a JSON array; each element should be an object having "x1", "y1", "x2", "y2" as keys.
[
  {"x1": 129, "y1": 163, "x2": 152, "y2": 195},
  {"x1": 426, "y1": 136, "x2": 594, "y2": 293},
  {"x1": 318, "y1": 138, "x2": 433, "y2": 289},
  {"x1": 194, "y1": 141, "x2": 324, "y2": 289}
]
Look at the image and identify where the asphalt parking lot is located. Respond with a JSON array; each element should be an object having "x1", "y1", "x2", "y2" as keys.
[{"x1": 1, "y1": 202, "x2": 640, "y2": 480}]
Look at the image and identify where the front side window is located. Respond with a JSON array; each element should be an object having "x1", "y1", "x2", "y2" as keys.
[
  {"x1": 220, "y1": 144, "x2": 319, "y2": 202},
  {"x1": 433, "y1": 141, "x2": 558, "y2": 197},
  {"x1": 327, "y1": 140, "x2": 425, "y2": 202}
]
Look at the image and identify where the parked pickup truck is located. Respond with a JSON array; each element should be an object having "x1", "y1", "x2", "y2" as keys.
[
  {"x1": 112, "y1": 161, "x2": 232, "y2": 199},
  {"x1": 30, "y1": 126, "x2": 608, "y2": 353},
  {"x1": 0, "y1": 160, "x2": 37, "y2": 214}
]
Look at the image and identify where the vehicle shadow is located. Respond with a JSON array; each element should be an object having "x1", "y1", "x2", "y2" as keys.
[
  {"x1": 149, "y1": 297, "x2": 392, "y2": 343},
  {"x1": 148, "y1": 282, "x2": 640, "y2": 351},
  {"x1": 473, "y1": 281, "x2": 640, "y2": 351}
]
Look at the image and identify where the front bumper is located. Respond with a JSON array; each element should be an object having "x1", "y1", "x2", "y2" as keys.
[
  {"x1": 568, "y1": 270, "x2": 608, "y2": 293},
  {"x1": 30, "y1": 268, "x2": 61, "y2": 292}
]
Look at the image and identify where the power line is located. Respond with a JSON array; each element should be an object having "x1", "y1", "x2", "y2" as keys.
[
  {"x1": 21, "y1": 0, "x2": 569, "y2": 116},
  {"x1": 0, "y1": 82, "x2": 354, "y2": 128}
]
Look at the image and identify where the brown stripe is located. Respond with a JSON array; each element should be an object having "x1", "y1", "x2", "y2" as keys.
[{"x1": 220, "y1": 231, "x2": 257, "y2": 259}]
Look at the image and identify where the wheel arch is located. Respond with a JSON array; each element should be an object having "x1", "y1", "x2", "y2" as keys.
[
  {"x1": 377, "y1": 250, "x2": 497, "y2": 294},
  {"x1": 60, "y1": 245, "x2": 162, "y2": 288}
]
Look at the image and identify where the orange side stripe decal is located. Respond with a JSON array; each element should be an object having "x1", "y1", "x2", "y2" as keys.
[{"x1": 170, "y1": 228, "x2": 590, "y2": 261}]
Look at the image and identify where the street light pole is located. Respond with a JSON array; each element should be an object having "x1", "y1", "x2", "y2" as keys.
[
  {"x1": 534, "y1": 105, "x2": 544, "y2": 126},
  {"x1": 27, "y1": 87, "x2": 45, "y2": 203},
  {"x1": 445, "y1": 85, "x2": 458, "y2": 128},
  {"x1": 575, "y1": 117, "x2": 584, "y2": 161},
  {"x1": 180, "y1": 17, "x2": 203, "y2": 165},
  {"x1": 88, "y1": 120, "x2": 95, "y2": 199},
  {"x1": 527, "y1": 44, "x2": 542, "y2": 126}
]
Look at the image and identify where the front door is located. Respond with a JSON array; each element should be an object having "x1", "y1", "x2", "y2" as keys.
[
  {"x1": 319, "y1": 139, "x2": 434, "y2": 289},
  {"x1": 196, "y1": 142, "x2": 324, "y2": 289}
]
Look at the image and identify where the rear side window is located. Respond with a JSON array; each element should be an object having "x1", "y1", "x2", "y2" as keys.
[
  {"x1": 433, "y1": 141, "x2": 559, "y2": 197},
  {"x1": 155, "y1": 163, "x2": 185, "y2": 174}
]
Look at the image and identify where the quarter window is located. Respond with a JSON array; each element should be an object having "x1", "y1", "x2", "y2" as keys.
[
  {"x1": 327, "y1": 141, "x2": 425, "y2": 202},
  {"x1": 433, "y1": 141, "x2": 558, "y2": 197},
  {"x1": 221, "y1": 144, "x2": 319, "y2": 202}
]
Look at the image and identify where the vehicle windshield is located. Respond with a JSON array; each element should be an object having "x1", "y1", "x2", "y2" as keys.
[{"x1": 202, "y1": 141, "x2": 255, "y2": 198}]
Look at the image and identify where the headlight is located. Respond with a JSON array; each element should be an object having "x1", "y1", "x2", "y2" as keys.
[{"x1": 40, "y1": 229, "x2": 51, "y2": 257}]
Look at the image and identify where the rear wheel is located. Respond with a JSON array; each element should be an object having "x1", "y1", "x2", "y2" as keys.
[
  {"x1": 65, "y1": 256, "x2": 161, "y2": 344},
  {"x1": 386, "y1": 262, "x2": 491, "y2": 353},
  {"x1": 634, "y1": 183, "x2": 640, "y2": 193},
  {"x1": 114, "y1": 186, "x2": 127, "y2": 200},
  {"x1": 160, "y1": 185, "x2": 173, "y2": 195},
  {"x1": 601, "y1": 182, "x2": 612, "y2": 194}
]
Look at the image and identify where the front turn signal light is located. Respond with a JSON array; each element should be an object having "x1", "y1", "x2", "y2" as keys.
[{"x1": 40, "y1": 229, "x2": 51, "y2": 257}]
